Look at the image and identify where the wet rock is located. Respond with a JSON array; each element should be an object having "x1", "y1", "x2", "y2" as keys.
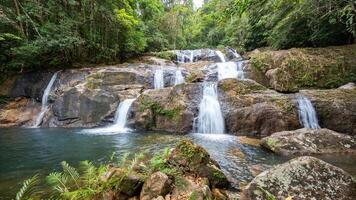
[
  {"x1": 140, "y1": 172, "x2": 172, "y2": 200},
  {"x1": 238, "y1": 136, "x2": 262, "y2": 147},
  {"x1": 228, "y1": 148, "x2": 246, "y2": 159},
  {"x1": 130, "y1": 83, "x2": 201, "y2": 134},
  {"x1": 0, "y1": 98, "x2": 40, "y2": 127},
  {"x1": 300, "y1": 89, "x2": 356, "y2": 135},
  {"x1": 219, "y1": 79, "x2": 300, "y2": 137},
  {"x1": 212, "y1": 188, "x2": 229, "y2": 200},
  {"x1": 262, "y1": 128, "x2": 356, "y2": 156},
  {"x1": 188, "y1": 185, "x2": 213, "y2": 200},
  {"x1": 169, "y1": 140, "x2": 229, "y2": 188},
  {"x1": 242, "y1": 156, "x2": 356, "y2": 200}
]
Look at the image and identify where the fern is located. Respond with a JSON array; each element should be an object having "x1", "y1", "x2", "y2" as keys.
[
  {"x1": 258, "y1": 187, "x2": 277, "y2": 200},
  {"x1": 61, "y1": 161, "x2": 80, "y2": 189},
  {"x1": 16, "y1": 174, "x2": 40, "y2": 200}
]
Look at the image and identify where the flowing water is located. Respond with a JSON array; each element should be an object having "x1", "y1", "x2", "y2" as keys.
[
  {"x1": 217, "y1": 62, "x2": 244, "y2": 81},
  {"x1": 0, "y1": 128, "x2": 355, "y2": 199},
  {"x1": 215, "y1": 50, "x2": 226, "y2": 62},
  {"x1": 174, "y1": 70, "x2": 185, "y2": 85},
  {"x1": 154, "y1": 69, "x2": 164, "y2": 89},
  {"x1": 229, "y1": 48, "x2": 242, "y2": 59},
  {"x1": 195, "y1": 83, "x2": 225, "y2": 134},
  {"x1": 80, "y1": 99, "x2": 136, "y2": 135},
  {"x1": 297, "y1": 95, "x2": 321, "y2": 129},
  {"x1": 177, "y1": 50, "x2": 195, "y2": 63},
  {"x1": 33, "y1": 72, "x2": 59, "y2": 128}
]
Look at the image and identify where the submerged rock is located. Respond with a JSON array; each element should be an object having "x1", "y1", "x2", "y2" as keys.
[
  {"x1": 262, "y1": 128, "x2": 356, "y2": 156},
  {"x1": 242, "y1": 156, "x2": 356, "y2": 200}
]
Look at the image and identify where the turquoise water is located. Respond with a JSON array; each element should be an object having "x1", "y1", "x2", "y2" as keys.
[{"x1": 0, "y1": 128, "x2": 355, "y2": 199}]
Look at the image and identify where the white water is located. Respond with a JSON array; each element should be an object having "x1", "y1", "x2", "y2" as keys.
[
  {"x1": 217, "y1": 61, "x2": 244, "y2": 81},
  {"x1": 230, "y1": 48, "x2": 242, "y2": 59},
  {"x1": 33, "y1": 72, "x2": 59, "y2": 128},
  {"x1": 195, "y1": 83, "x2": 225, "y2": 134},
  {"x1": 81, "y1": 99, "x2": 136, "y2": 135},
  {"x1": 216, "y1": 50, "x2": 226, "y2": 62},
  {"x1": 177, "y1": 50, "x2": 195, "y2": 63},
  {"x1": 154, "y1": 69, "x2": 164, "y2": 89},
  {"x1": 297, "y1": 95, "x2": 321, "y2": 129},
  {"x1": 174, "y1": 70, "x2": 185, "y2": 85}
]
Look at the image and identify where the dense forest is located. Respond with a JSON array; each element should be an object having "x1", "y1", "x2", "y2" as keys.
[{"x1": 1, "y1": 0, "x2": 355, "y2": 72}]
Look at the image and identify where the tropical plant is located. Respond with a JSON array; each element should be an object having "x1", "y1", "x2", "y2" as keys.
[{"x1": 15, "y1": 174, "x2": 41, "y2": 200}]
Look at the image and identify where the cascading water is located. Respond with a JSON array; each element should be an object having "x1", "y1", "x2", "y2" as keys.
[
  {"x1": 33, "y1": 72, "x2": 59, "y2": 128},
  {"x1": 154, "y1": 69, "x2": 164, "y2": 89},
  {"x1": 215, "y1": 50, "x2": 226, "y2": 62},
  {"x1": 81, "y1": 99, "x2": 136, "y2": 135},
  {"x1": 229, "y1": 48, "x2": 242, "y2": 59},
  {"x1": 174, "y1": 70, "x2": 185, "y2": 85},
  {"x1": 112, "y1": 99, "x2": 136, "y2": 130},
  {"x1": 236, "y1": 61, "x2": 245, "y2": 79},
  {"x1": 297, "y1": 95, "x2": 321, "y2": 129},
  {"x1": 217, "y1": 61, "x2": 244, "y2": 81},
  {"x1": 195, "y1": 82, "x2": 225, "y2": 134}
]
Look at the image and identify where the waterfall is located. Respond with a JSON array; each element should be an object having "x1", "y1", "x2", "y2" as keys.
[
  {"x1": 196, "y1": 82, "x2": 225, "y2": 134},
  {"x1": 215, "y1": 50, "x2": 226, "y2": 62},
  {"x1": 154, "y1": 69, "x2": 164, "y2": 89},
  {"x1": 297, "y1": 95, "x2": 321, "y2": 129},
  {"x1": 81, "y1": 99, "x2": 136, "y2": 135},
  {"x1": 113, "y1": 99, "x2": 136, "y2": 130},
  {"x1": 174, "y1": 70, "x2": 185, "y2": 85},
  {"x1": 217, "y1": 61, "x2": 244, "y2": 81},
  {"x1": 236, "y1": 61, "x2": 245, "y2": 79},
  {"x1": 33, "y1": 72, "x2": 59, "y2": 128},
  {"x1": 229, "y1": 48, "x2": 242, "y2": 59},
  {"x1": 177, "y1": 50, "x2": 194, "y2": 63}
]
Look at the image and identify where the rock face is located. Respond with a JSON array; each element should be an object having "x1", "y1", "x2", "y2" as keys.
[
  {"x1": 0, "y1": 98, "x2": 40, "y2": 127},
  {"x1": 262, "y1": 128, "x2": 356, "y2": 156},
  {"x1": 249, "y1": 44, "x2": 356, "y2": 92},
  {"x1": 130, "y1": 83, "x2": 201, "y2": 134},
  {"x1": 140, "y1": 172, "x2": 172, "y2": 200},
  {"x1": 242, "y1": 156, "x2": 356, "y2": 200},
  {"x1": 300, "y1": 88, "x2": 356, "y2": 135},
  {"x1": 219, "y1": 79, "x2": 301, "y2": 137}
]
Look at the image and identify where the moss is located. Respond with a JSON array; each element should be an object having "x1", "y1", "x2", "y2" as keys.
[
  {"x1": 152, "y1": 51, "x2": 176, "y2": 61},
  {"x1": 250, "y1": 44, "x2": 356, "y2": 91},
  {"x1": 188, "y1": 191, "x2": 199, "y2": 200},
  {"x1": 220, "y1": 79, "x2": 267, "y2": 95}
]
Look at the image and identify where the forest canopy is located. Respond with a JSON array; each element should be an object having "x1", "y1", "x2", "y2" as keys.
[{"x1": 0, "y1": 0, "x2": 355, "y2": 72}]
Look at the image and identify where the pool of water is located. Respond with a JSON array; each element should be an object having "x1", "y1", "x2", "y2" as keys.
[{"x1": 0, "y1": 128, "x2": 355, "y2": 199}]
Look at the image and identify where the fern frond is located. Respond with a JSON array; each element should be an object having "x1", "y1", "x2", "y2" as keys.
[
  {"x1": 61, "y1": 161, "x2": 80, "y2": 189},
  {"x1": 119, "y1": 152, "x2": 130, "y2": 167},
  {"x1": 16, "y1": 174, "x2": 40, "y2": 200},
  {"x1": 46, "y1": 172, "x2": 69, "y2": 193}
]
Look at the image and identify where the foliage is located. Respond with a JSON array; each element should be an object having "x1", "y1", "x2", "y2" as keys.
[{"x1": 15, "y1": 174, "x2": 41, "y2": 200}]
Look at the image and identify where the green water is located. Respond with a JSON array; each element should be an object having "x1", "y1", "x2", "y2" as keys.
[{"x1": 0, "y1": 128, "x2": 355, "y2": 199}]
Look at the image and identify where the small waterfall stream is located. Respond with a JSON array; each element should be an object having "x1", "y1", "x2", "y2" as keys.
[
  {"x1": 195, "y1": 82, "x2": 225, "y2": 134},
  {"x1": 33, "y1": 72, "x2": 59, "y2": 128},
  {"x1": 297, "y1": 95, "x2": 321, "y2": 129},
  {"x1": 216, "y1": 50, "x2": 226, "y2": 62},
  {"x1": 154, "y1": 69, "x2": 164, "y2": 89},
  {"x1": 174, "y1": 70, "x2": 185, "y2": 85},
  {"x1": 113, "y1": 99, "x2": 136, "y2": 130}
]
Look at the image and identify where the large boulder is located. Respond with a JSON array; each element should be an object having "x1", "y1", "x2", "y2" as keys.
[
  {"x1": 140, "y1": 172, "x2": 172, "y2": 200},
  {"x1": 169, "y1": 140, "x2": 229, "y2": 188},
  {"x1": 262, "y1": 128, "x2": 356, "y2": 156},
  {"x1": 219, "y1": 79, "x2": 301, "y2": 137},
  {"x1": 300, "y1": 88, "x2": 356, "y2": 135},
  {"x1": 130, "y1": 83, "x2": 201, "y2": 134},
  {"x1": 0, "y1": 98, "x2": 40, "y2": 127},
  {"x1": 242, "y1": 156, "x2": 356, "y2": 200},
  {"x1": 249, "y1": 44, "x2": 356, "y2": 92}
]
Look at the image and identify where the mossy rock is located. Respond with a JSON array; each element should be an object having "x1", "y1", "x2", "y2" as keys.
[
  {"x1": 250, "y1": 44, "x2": 356, "y2": 92},
  {"x1": 219, "y1": 79, "x2": 267, "y2": 96}
]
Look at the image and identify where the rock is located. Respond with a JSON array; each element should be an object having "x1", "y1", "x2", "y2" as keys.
[
  {"x1": 0, "y1": 98, "x2": 40, "y2": 127},
  {"x1": 339, "y1": 82, "x2": 356, "y2": 90},
  {"x1": 238, "y1": 136, "x2": 262, "y2": 147},
  {"x1": 140, "y1": 172, "x2": 172, "y2": 200},
  {"x1": 249, "y1": 44, "x2": 356, "y2": 92},
  {"x1": 262, "y1": 128, "x2": 356, "y2": 156},
  {"x1": 130, "y1": 83, "x2": 201, "y2": 134},
  {"x1": 188, "y1": 185, "x2": 213, "y2": 200},
  {"x1": 152, "y1": 196, "x2": 165, "y2": 200},
  {"x1": 169, "y1": 140, "x2": 229, "y2": 188},
  {"x1": 248, "y1": 164, "x2": 268, "y2": 177},
  {"x1": 212, "y1": 188, "x2": 229, "y2": 200},
  {"x1": 102, "y1": 168, "x2": 144, "y2": 197},
  {"x1": 300, "y1": 89, "x2": 356, "y2": 135},
  {"x1": 242, "y1": 156, "x2": 356, "y2": 200},
  {"x1": 228, "y1": 148, "x2": 246, "y2": 159},
  {"x1": 219, "y1": 79, "x2": 300, "y2": 137}
]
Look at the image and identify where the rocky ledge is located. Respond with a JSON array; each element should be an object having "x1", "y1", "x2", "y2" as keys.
[
  {"x1": 241, "y1": 156, "x2": 356, "y2": 200},
  {"x1": 261, "y1": 128, "x2": 356, "y2": 156}
]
